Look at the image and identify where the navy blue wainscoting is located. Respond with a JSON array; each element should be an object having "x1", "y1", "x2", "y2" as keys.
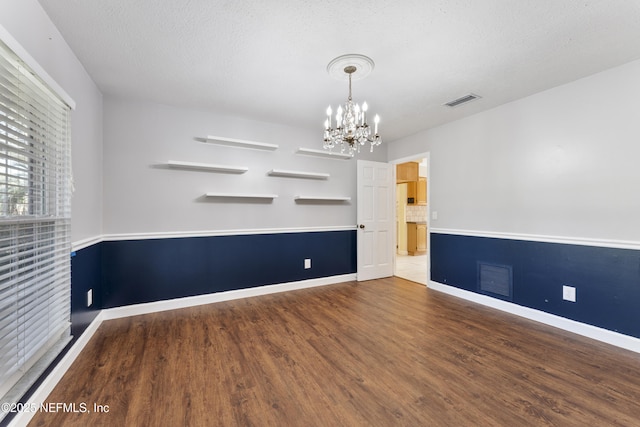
[
  {"x1": 70, "y1": 243, "x2": 103, "y2": 339},
  {"x1": 431, "y1": 233, "x2": 640, "y2": 339},
  {"x1": 101, "y1": 230, "x2": 357, "y2": 308}
]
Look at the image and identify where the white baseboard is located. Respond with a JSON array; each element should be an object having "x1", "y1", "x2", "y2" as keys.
[
  {"x1": 8, "y1": 312, "x2": 105, "y2": 427},
  {"x1": 103, "y1": 274, "x2": 356, "y2": 320},
  {"x1": 429, "y1": 281, "x2": 640, "y2": 354}
]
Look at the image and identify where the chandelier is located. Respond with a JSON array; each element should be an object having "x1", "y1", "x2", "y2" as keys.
[{"x1": 323, "y1": 54, "x2": 381, "y2": 156}]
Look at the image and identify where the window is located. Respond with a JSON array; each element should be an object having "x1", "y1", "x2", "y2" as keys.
[{"x1": 0, "y1": 37, "x2": 72, "y2": 407}]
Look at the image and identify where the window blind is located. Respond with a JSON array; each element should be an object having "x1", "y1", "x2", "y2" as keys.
[{"x1": 0, "y1": 37, "x2": 72, "y2": 404}]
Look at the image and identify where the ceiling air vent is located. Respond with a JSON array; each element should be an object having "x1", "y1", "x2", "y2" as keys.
[{"x1": 444, "y1": 93, "x2": 481, "y2": 108}]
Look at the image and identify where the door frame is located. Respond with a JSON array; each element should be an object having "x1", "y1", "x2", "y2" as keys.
[{"x1": 389, "y1": 151, "x2": 431, "y2": 286}]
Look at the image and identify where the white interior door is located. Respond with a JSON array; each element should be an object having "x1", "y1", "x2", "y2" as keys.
[{"x1": 357, "y1": 160, "x2": 393, "y2": 281}]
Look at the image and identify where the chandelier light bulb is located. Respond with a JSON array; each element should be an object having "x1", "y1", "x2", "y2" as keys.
[{"x1": 362, "y1": 101, "x2": 368, "y2": 125}]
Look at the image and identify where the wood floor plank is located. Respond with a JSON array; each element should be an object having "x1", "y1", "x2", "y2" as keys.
[{"x1": 28, "y1": 277, "x2": 640, "y2": 426}]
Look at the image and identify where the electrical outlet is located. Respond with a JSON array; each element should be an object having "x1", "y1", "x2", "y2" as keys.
[
  {"x1": 562, "y1": 285, "x2": 576, "y2": 302},
  {"x1": 432, "y1": 211, "x2": 438, "y2": 220},
  {"x1": 87, "y1": 289, "x2": 93, "y2": 307},
  {"x1": 304, "y1": 258, "x2": 311, "y2": 269}
]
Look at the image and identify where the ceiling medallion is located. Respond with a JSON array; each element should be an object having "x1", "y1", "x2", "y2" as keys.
[{"x1": 323, "y1": 54, "x2": 381, "y2": 157}]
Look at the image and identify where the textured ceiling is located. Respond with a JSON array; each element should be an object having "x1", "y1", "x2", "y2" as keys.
[{"x1": 37, "y1": 0, "x2": 640, "y2": 142}]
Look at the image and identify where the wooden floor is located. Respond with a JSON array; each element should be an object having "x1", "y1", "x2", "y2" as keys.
[{"x1": 30, "y1": 277, "x2": 640, "y2": 426}]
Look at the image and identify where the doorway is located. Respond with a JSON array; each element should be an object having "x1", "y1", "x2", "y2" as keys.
[{"x1": 393, "y1": 155, "x2": 429, "y2": 285}]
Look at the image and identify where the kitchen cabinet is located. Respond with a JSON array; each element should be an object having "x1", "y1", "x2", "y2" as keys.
[
  {"x1": 407, "y1": 177, "x2": 427, "y2": 205},
  {"x1": 407, "y1": 222, "x2": 427, "y2": 255},
  {"x1": 396, "y1": 162, "x2": 419, "y2": 183}
]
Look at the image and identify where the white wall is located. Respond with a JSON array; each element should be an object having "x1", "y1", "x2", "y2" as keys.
[
  {"x1": 3, "y1": 0, "x2": 389, "y2": 240},
  {"x1": 388, "y1": 59, "x2": 640, "y2": 243},
  {"x1": 2, "y1": 0, "x2": 104, "y2": 244},
  {"x1": 103, "y1": 95, "x2": 386, "y2": 235}
]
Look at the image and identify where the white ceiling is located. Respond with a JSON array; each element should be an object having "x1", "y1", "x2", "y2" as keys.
[{"x1": 38, "y1": 0, "x2": 640, "y2": 142}]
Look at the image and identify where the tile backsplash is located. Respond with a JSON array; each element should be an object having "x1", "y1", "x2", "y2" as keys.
[{"x1": 406, "y1": 205, "x2": 427, "y2": 222}]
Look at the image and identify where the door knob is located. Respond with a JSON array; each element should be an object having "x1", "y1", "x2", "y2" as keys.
[{"x1": 359, "y1": 224, "x2": 365, "y2": 229}]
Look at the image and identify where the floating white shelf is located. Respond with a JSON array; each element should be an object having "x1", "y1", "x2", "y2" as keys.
[
  {"x1": 206, "y1": 135, "x2": 278, "y2": 151},
  {"x1": 167, "y1": 160, "x2": 248, "y2": 174},
  {"x1": 296, "y1": 147, "x2": 351, "y2": 160},
  {"x1": 268, "y1": 169, "x2": 329, "y2": 179},
  {"x1": 294, "y1": 196, "x2": 351, "y2": 202},
  {"x1": 205, "y1": 192, "x2": 278, "y2": 199}
]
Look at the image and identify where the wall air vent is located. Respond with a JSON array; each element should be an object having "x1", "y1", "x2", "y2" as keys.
[
  {"x1": 444, "y1": 93, "x2": 481, "y2": 108},
  {"x1": 478, "y1": 262, "x2": 513, "y2": 301}
]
